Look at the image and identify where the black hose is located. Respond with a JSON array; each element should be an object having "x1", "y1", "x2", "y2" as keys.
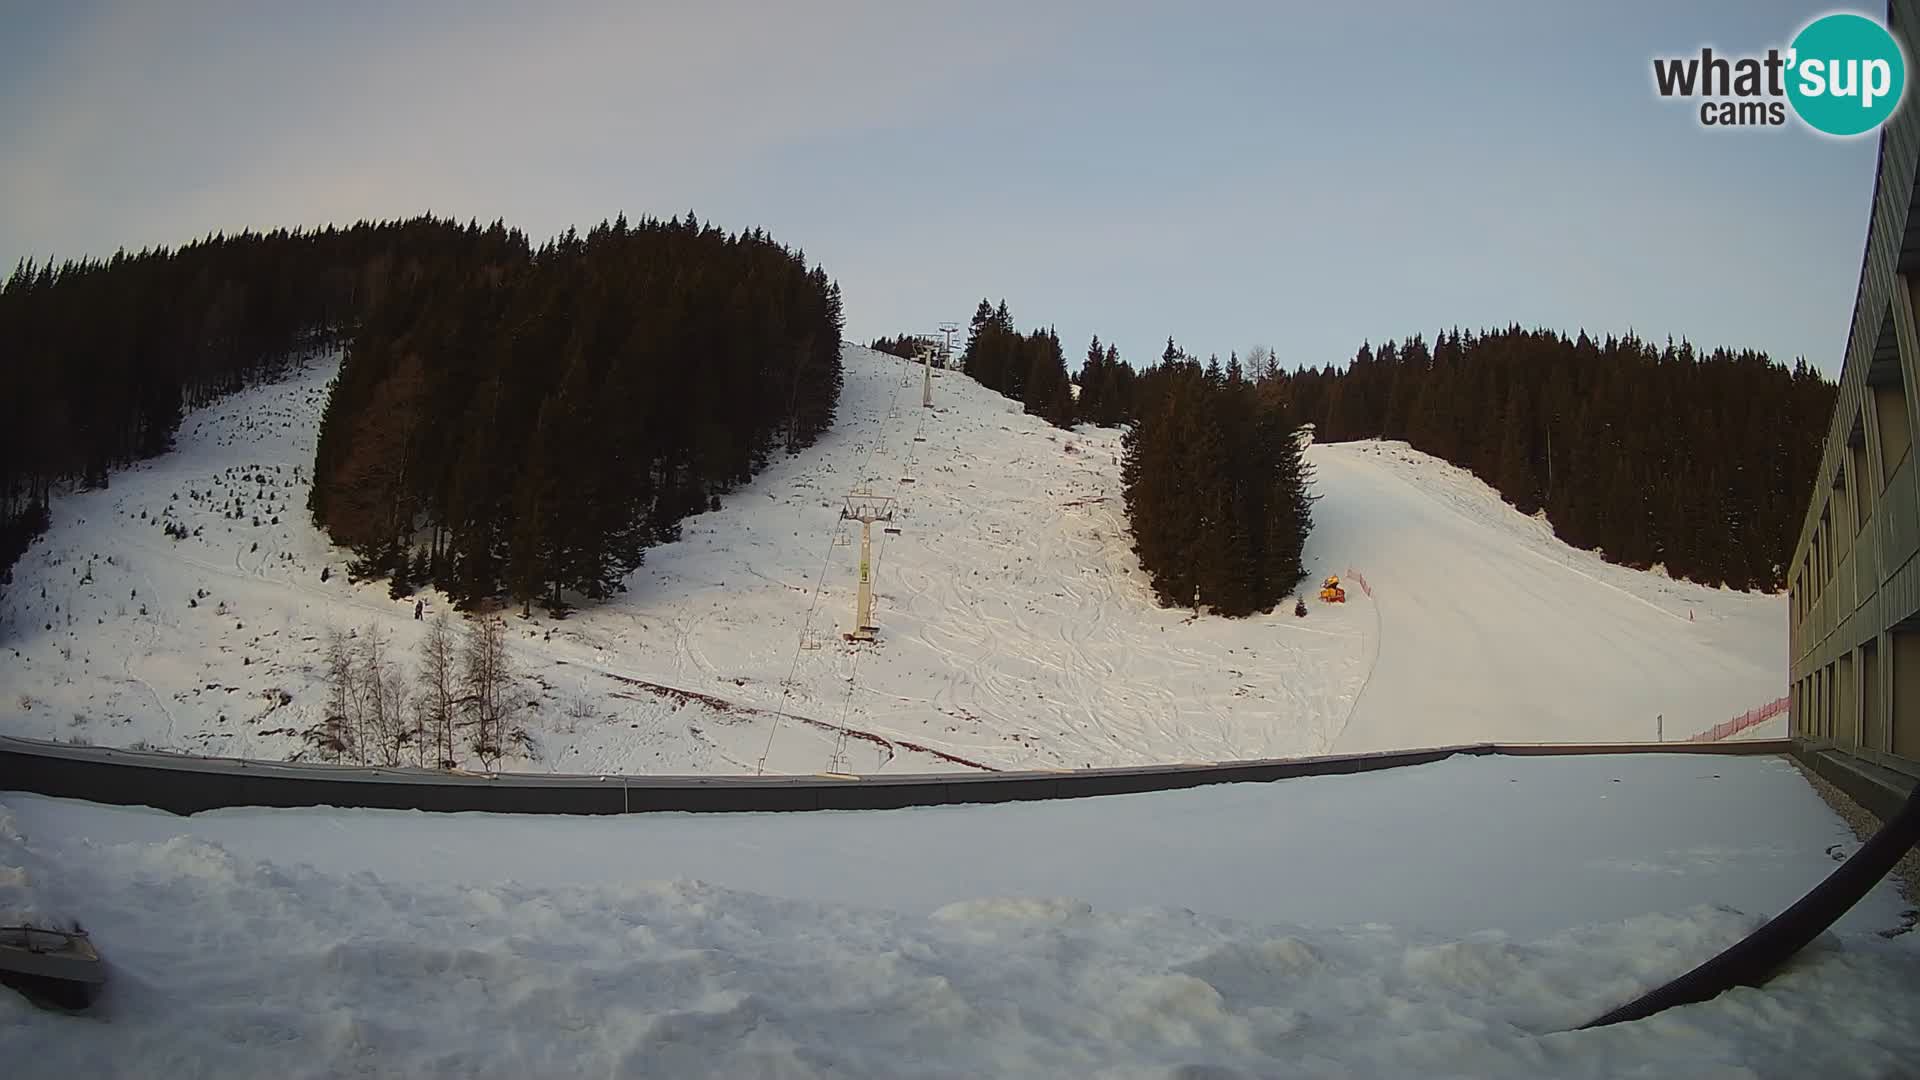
[{"x1": 1581, "y1": 782, "x2": 1920, "y2": 1028}]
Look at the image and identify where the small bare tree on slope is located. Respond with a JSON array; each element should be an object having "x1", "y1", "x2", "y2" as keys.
[
  {"x1": 417, "y1": 613, "x2": 459, "y2": 769},
  {"x1": 460, "y1": 614, "x2": 512, "y2": 772}
]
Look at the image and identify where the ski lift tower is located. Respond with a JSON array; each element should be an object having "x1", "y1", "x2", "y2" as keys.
[
  {"x1": 842, "y1": 491, "x2": 895, "y2": 641},
  {"x1": 938, "y1": 322, "x2": 961, "y2": 369},
  {"x1": 915, "y1": 338, "x2": 940, "y2": 408}
]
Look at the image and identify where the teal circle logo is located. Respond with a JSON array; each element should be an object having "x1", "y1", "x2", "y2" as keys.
[{"x1": 1787, "y1": 13, "x2": 1906, "y2": 136}]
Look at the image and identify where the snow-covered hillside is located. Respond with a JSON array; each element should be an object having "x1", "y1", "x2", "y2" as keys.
[{"x1": 0, "y1": 346, "x2": 1785, "y2": 773}]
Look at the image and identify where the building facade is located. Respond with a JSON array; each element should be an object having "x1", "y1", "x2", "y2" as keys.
[{"x1": 1788, "y1": 0, "x2": 1920, "y2": 765}]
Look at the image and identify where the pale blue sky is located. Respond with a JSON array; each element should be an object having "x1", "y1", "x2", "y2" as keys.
[{"x1": 0, "y1": 1, "x2": 1883, "y2": 373}]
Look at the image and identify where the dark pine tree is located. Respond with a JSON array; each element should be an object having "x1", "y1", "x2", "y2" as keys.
[{"x1": 1122, "y1": 348, "x2": 1313, "y2": 617}]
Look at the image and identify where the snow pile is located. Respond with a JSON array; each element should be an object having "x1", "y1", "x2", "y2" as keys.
[
  {"x1": 11, "y1": 752, "x2": 1896, "y2": 937},
  {"x1": 0, "y1": 346, "x2": 1786, "y2": 774},
  {"x1": 3, "y1": 754, "x2": 1917, "y2": 1077}
]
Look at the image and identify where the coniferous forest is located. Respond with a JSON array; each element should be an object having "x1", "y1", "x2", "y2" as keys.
[
  {"x1": 953, "y1": 297, "x2": 1303, "y2": 615},
  {"x1": 1266, "y1": 327, "x2": 1833, "y2": 591},
  {"x1": 1121, "y1": 342, "x2": 1314, "y2": 615},
  {"x1": 866, "y1": 334, "x2": 923, "y2": 360},
  {"x1": 963, "y1": 306, "x2": 1829, "y2": 607},
  {"x1": 1074, "y1": 333, "x2": 1139, "y2": 428},
  {"x1": 0, "y1": 214, "x2": 845, "y2": 610},
  {"x1": 961, "y1": 300, "x2": 1077, "y2": 429},
  {"x1": 0, "y1": 219, "x2": 460, "y2": 592},
  {"x1": 309, "y1": 214, "x2": 844, "y2": 615}
]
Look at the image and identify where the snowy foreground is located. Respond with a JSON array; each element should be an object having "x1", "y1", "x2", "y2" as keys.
[
  {"x1": 0, "y1": 345, "x2": 1785, "y2": 774},
  {"x1": 3, "y1": 754, "x2": 1915, "y2": 1077}
]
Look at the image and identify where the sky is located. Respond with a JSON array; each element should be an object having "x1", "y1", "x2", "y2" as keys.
[{"x1": 0, "y1": 1, "x2": 1884, "y2": 375}]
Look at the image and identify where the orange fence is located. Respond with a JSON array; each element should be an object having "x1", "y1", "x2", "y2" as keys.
[
  {"x1": 1344, "y1": 568, "x2": 1373, "y2": 598},
  {"x1": 1685, "y1": 695, "x2": 1789, "y2": 743}
]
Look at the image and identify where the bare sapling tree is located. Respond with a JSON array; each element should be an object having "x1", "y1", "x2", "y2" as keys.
[
  {"x1": 319, "y1": 627, "x2": 356, "y2": 762},
  {"x1": 461, "y1": 614, "x2": 512, "y2": 772},
  {"x1": 409, "y1": 691, "x2": 429, "y2": 769},
  {"x1": 417, "y1": 612, "x2": 459, "y2": 769},
  {"x1": 560, "y1": 676, "x2": 595, "y2": 735},
  {"x1": 380, "y1": 653, "x2": 410, "y2": 765},
  {"x1": 1245, "y1": 344, "x2": 1279, "y2": 383},
  {"x1": 324, "y1": 622, "x2": 359, "y2": 757},
  {"x1": 357, "y1": 623, "x2": 406, "y2": 766}
]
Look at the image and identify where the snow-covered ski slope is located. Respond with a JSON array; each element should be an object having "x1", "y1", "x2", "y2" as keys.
[
  {"x1": 1320, "y1": 443, "x2": 1787, "y2": 752},
  {"x1": 0, "y1": 345, "x2": 1784, "y2": 773}
]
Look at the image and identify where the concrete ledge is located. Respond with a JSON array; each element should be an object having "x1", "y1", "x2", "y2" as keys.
[
  {"x1": 0, "y1": 733, "x2": 1814, "y2": 817},
  {"x1": 1790, "y1": 739, "x2": 1920, "y2": 823}
]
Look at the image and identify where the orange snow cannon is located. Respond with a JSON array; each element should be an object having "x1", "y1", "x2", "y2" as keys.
[{"x1": 1319, "y1": 575, "x2": 1346, "y2": 603}]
